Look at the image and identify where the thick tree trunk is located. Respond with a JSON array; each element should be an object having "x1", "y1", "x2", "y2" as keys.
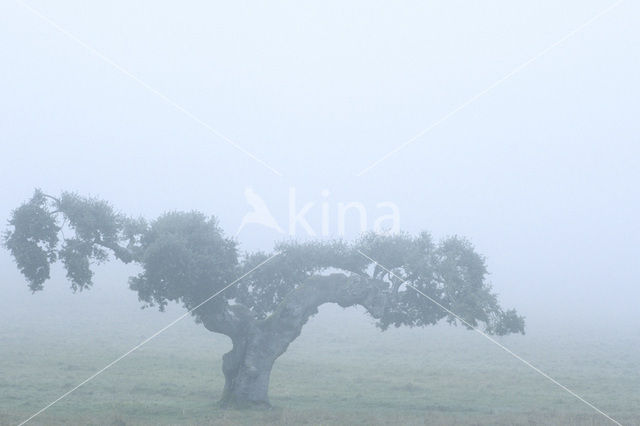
[
  {"x1": 219, "y1": 335, "x2": 276, "y2": 408},
  {"x1": 212, "y1": 273, "x2": 390, "y2": 408}
]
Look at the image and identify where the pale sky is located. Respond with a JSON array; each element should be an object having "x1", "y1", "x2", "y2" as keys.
[{"x1": 1, "y1": 0, "x2": 639, "y2": 327}]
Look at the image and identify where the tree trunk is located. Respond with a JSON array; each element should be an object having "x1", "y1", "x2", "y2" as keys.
[
  {"x1": 215, "y1": 273, "x2": 390, "y2": 408},
  {"x1": 220, "y1": 355, "x2": 274, "y2": 407},
  {"x1": 219, "y1": 332, "x2": 279, "y2": 408}
]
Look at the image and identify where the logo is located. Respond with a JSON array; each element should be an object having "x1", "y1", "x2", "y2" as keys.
[
  {"x1": 236, "y1": 187, "x2": 400, "y2": 237},
  {"x1": 236, "y1": 187, "x2": 284, "y2": 236}
]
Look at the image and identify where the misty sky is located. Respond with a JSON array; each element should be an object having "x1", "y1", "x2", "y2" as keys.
[{"x1": 1, "y1": 0, "x2": 639, "y2": 328}]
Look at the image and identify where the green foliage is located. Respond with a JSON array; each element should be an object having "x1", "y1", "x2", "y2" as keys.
[
  {"x1": 4, "y1": 191, "x2": 140, "y2": 292},
  {"x1": 355, "y1": 232, "x2": 524, "y2": 335},
  {"x1": 58, "y1": 192, "x2": 120, "y2": 244},
  {"x1": 58, "y1": 192, "x2": 138, "y2": 264},
  {"x1": 129, "y1": 212, "x2": 238, "y2": 316},
  {"x1": 5, "y1": 190, "x2": 524, "y2": 336},
  {"x1": 59, "y1": 238, "x2": 95, "y2": 291},
  {"x1": 490, "y1": 309, "x2": 526, "y2": 336},
  {"x1": 3, "y1": 190, "x2": 60, "y2": 291},
  {"x1": 234, "y1": 240, "x2": 367, "y2": 319}
]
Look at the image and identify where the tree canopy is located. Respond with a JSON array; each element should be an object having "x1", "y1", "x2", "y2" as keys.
[{"x1": 4, "y1": 189, "x2": 524, "y2": 336}]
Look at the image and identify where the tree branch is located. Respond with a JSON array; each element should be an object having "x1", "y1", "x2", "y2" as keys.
[
  {"x1": 41, "y1": 193, "x2": 61, "y2": 204},
  {"x1": 260, "y1": 273, "x2": 389, "y2": 356},
  {"x1": 200, "y1": 303, "x2": 257, "y2": 340},
  {"x1": 94, "y1": 236, "x2": 135, "y2": 264}
]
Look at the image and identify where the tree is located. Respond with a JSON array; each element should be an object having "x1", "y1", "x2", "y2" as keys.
[{"x1": 4, "y1": 190, "x2": 525, "y2": 408}]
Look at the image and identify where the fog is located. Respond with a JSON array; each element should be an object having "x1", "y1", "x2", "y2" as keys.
[{"x1": 1, "y1": 1, "x2": 639, "y2": 424}]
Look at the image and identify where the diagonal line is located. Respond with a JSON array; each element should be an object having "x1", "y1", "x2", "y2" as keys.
[
  {"x1": 18, "y1": 0, "x2": 284, "y2": 177},
  {"x1": 355, "y1": 0, "x2": 625, "y2": 177},
  {"x1": 357, "y1": 250, "x2": 622, "y2": 426},
  {"x1": 17, "y1": 253, "x2": 280, "y2": 426}
]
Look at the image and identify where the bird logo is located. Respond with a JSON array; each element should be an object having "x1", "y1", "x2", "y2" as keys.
[{"x1": 236, "y1": 187, "x2": 284, "y2": 236}]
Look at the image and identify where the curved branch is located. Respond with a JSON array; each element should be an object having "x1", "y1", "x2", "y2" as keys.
[
  {"x1": 261, "y1": 273, "x2": 389, "y2": 357},
  {"x1": 41, "y1": 193, "x2": 61, "y2": 204},
  {"x1": 94, "y1": 236, "x2": 135, "y2": 264},
  {"x1": 200, "y1": 303, "x2": 257, "y2": 340}
]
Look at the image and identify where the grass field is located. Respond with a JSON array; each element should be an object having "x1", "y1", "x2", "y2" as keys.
[{"x1": 1, "y1": 302, "x2": 639, "y2": 426}]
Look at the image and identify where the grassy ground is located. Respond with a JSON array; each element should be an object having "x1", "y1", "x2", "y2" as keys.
[{"x1": 1, "y1": 304, "x2": 638, "y2": 425}]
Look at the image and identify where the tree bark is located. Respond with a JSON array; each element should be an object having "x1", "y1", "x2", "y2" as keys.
[
  {"x1": 219, "y1": 333, "x2": 275, "y2": 408},
  {"x1": 215, "y1": 273, "x2": 389, "y2": 408}
]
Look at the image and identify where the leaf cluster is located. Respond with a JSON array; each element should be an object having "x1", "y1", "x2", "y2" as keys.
[{"x1": 5, "y1": 190, "x2": 524, "y2": 335}]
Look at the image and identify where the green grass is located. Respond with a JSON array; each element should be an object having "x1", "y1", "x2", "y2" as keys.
[{"x1": 1, "y1": 304, "x2": 638, "y2": 425}]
